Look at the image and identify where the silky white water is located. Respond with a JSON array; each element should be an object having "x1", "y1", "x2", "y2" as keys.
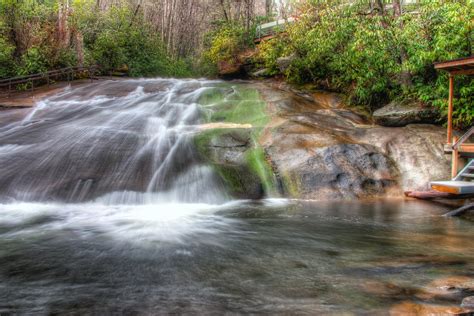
[{"x1": 0, "y1": 79, "x2": 228, "y2": 204}]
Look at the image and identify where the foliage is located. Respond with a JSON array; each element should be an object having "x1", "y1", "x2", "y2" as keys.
[
  {"x1": 200, "y1": 20, "x2": 258, "y2": 76},
  {"x1": 204, "y1": 22, "x2": 248, "y2": 65},
  {"x1": 0, "y1": 34, "x2": 15, "y2": 78},
  {"x1": 0, "y1": 0, "x2": 191, "y2": 79},
  {"x1": 254, "y1": 36, "x2": 290, "y2": 75},
  {"x1": 254, "y1": 0, "x2": 474, "y2": 127}
]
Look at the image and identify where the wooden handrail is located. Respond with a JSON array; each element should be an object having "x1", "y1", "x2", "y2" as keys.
[
  {"x1": 0, "y1": 66, "x2": 99, "y2": 89},
  {"x1": 453, "y1": 126, "x2": 474, "y2": 150}
]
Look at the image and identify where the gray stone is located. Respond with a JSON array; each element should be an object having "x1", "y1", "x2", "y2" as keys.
[
  {"x1": 461, "y1": 296, "x2": 474, "y2": 309},
  {"x1": 373, "y1": 100, "x2": 439, "y2": 127},
  {"x1": 251, "y1": 68, "x2": 271, "y2": 78},
  {"x1": 255, "y1": 82, "x2": 450, "y2": 198},
  {"x1": 195, "y1": 128, "x2": 264, "y2": 200},
  {"x1": 276, "y1": 54, "x2": 296, "y2": 73}
]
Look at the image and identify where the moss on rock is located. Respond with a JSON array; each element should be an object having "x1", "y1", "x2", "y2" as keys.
[{"x1": 194, "y1": 83, "x2": 276, "y2": 199}]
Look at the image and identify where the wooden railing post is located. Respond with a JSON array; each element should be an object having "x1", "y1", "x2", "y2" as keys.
[
  {"x1": 447, "y1": 74, "x2": 454, "y2": 144},
  {"x1": 451, "y1": 136, "x2": 459, "y2": 179}
]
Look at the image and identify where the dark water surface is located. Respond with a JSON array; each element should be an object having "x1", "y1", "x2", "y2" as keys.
[
  {"x1": 0, "y1": 199, "x2": 473, "y2": 314},
  {"x1": 0, "y1": 79, "x2": 473, "y2": 314}
]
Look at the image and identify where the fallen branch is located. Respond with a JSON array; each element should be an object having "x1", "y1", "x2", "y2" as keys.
[{"x1": 444, "y1": 203, "x2": 474, "y2": 217}]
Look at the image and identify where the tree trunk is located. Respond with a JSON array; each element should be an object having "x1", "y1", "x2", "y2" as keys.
[
  {"x1": 265, "y1": 0, "x2": 272, "y2": 17},
  {"x1": 393, "y1": 0, "x2": 412, "y2": 89},
  {"x1": 74, "y1": 31, "x2": 84, "y2": 66}
]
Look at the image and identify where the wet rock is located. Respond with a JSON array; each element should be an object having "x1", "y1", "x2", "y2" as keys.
[
  {"x1": 360, "y1": 280, "x2": 416, "y2": 299},
  {"x1": 268, "y1": 142, "x2": 399, "y2": 199},
  {"x1": 276, "y1": 54, "x2": 296, "y2": 73},
  {"x1": 198, "y1": 81, "x2": 450, "y2": 199},
  {"x1": 416, "y1": 276, "x2": 474, "y2": 301},
  {"x1": 195, "y1": 128, "x2": 265, "y2": 199},
  {"x1": 251, "y1": 68, "x2": 271, "y2": 78},
  {"x1": 355, "y1": 124, "x2": 449, "y2": 192},
  {"x1": 373, "y1": 100, "x2": 439, "y2": 127},
  {"x1": 255, "y1": 82, "x2": 450, "y2": 198},
  {"x1": 461, "y1": 296, "x2": 474, "y2": 309},
  {"x1": 389, "y1": 301, "x2": 470, "y2": 315}
]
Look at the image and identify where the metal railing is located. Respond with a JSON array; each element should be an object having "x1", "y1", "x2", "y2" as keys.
[
  {"x1": 0, "y1": 65, "x2": 99, "y2": 94},
  {"x1": 450, "y1": 126, "x2": 474, "y2": 178},
  {"x1": 453, "y1": 126, "x2": 474, "y2": 150}
]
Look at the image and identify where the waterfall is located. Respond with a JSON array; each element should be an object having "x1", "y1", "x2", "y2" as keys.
[{"x1": 0, "y1": 79, "x2": 228, "y2": 204}]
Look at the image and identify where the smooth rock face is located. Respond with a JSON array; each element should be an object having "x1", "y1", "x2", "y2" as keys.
[
  {"x1": 276, "y1": 54, "x2": 296, "y2": 73},
  {"x1": 251, "y1": 68, "x2": 271, "y2": 78},
  {"x1": 196, "y1": 129, "x2": 265, "y2": 199},
  {"x1": 254, "y1": 82, "x2": 450, "y2": 199},
  {"x1": 359, "y1": 124, "x2": 450, "y2": 191},
  {"x1": 196, "y1": 81, "x2": 449, "y2": 200},
  {"x1": 462, "y1": 296, "x2": 474, "y2": 309},
  {"x1": 373, "y1": 100, "x2": 439, "y2": 127}
]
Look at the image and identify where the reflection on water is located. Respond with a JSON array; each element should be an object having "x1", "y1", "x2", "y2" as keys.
[{"x1": 0, "y1": 199, "x2": 472, "y2": 314}]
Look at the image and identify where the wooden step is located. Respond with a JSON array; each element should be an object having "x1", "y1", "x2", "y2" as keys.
[
  {"x1": 431, "y1": 181, "x2": 474, "y2": 195},
  {"x1": 461, "y1": 173, "x2": 474, "y2": 178}
]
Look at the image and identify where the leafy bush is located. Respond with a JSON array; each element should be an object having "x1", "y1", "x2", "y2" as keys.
[
  {"x1": 0, "y1": 35, "x2": 15, "y2": 78},
  {"x1": 204, "y1": 22, "x2": 248, "y2": 65},
  {"x1": 257, "y1": 0, "x2": 473, "y2": 127},
  {"x1": 16, "y1": 47, "x2": 48, "y2": 75},
  {"x1": 0, "y1": 0, "x2": 190, "y2": 79}
]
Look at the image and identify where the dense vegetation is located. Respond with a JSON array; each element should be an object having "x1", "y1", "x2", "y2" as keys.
[
  {"x1": 205, "y1": 0, "x2": 473, "y2": 127},
  {"x1": 0, "y1": 0, "x2": 191, "y2": 78}
]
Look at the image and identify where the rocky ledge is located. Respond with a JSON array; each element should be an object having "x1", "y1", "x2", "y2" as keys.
[
  {"x1": 195, "y1": 80, "x2": 450, "y2": 200},
  {"x1": 373, "y1": 99, "x2": 440, "y2": 127}
]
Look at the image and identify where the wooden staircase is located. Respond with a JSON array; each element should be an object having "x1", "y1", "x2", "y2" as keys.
[{"x1": 431, "y1": 127, "x2": 474, "y2": 195}]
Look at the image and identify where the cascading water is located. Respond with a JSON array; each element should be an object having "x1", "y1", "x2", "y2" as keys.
[{"x1": 0, "y1": 79, "x2": 227, "y2": 204}]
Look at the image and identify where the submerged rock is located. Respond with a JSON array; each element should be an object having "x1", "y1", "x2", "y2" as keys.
[
  {"x1": 373, "y1": 100, "x2": 439, "y2": 127},
  {"x1": 461, "y1": 296, "x2": 474, "y2": 309},
  {"x1": 389, "y1": 301, "x2": 470, "y2": 315}
]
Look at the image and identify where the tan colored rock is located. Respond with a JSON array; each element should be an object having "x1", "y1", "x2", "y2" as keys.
[
  {"x1": 390, "y1": 301, "x2": 469, "y2": 316},
  {"x1": 254, "y1": 82, "x2": 449, "y2": 199},
  {"x1": 416, "y1": 276, "x2": 474, "y2": 300}
]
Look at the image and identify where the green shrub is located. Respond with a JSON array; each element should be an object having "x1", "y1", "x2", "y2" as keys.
[
  {"x1": 16, "y1": 47, "x2": 48, "y2": 75},
  {"x1": 260, "y1": 0, "x2": 473, "y2": 126},
  {"x1": 204, "y1": 22, "x2": 247, "y2": 65},
  {"x1": 0, "y1": 35, "x2": 14, "y2": 78}
]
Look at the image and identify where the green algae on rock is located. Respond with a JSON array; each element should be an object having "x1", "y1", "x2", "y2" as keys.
[{"x1": 194, "y1": 83, "x2": 277, "y2": 199}]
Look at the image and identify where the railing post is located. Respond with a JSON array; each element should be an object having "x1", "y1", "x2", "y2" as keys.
[
  {"x1": 451, "y1": 136, "x2": 459, "y2": 179},
  {"x1": 447, "y1": 74, "x2": 454, "y2": 144}
]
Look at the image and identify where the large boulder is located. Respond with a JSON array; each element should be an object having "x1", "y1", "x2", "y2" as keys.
[
  {"x1": 267, "y1": 142, "x2": 400, "y2": 199},
  {"x1": 276, "y1": 54, "x2": 296, "y2": 73},
  {"x1": 254, "y1": 82, "x2": 450, "y2": 198},
  {"x1": 195, "y1": 128, "x2": 265, "y2": 199},
  {"x1": 373, "y1": 100, "x2": 440, "y2": 127}
]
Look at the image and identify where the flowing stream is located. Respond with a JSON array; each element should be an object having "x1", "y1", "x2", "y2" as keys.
[{"x1": 0, "y1": 79, "x2": 473, "y2": 314}]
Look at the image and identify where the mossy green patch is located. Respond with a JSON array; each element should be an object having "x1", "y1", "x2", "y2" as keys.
[
  {"x1": 195, "y1": 83, "x2": 277, "y2": 198},
  {"x1": 245, "y1": 145, "x2": 276, "y2": 195}
]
